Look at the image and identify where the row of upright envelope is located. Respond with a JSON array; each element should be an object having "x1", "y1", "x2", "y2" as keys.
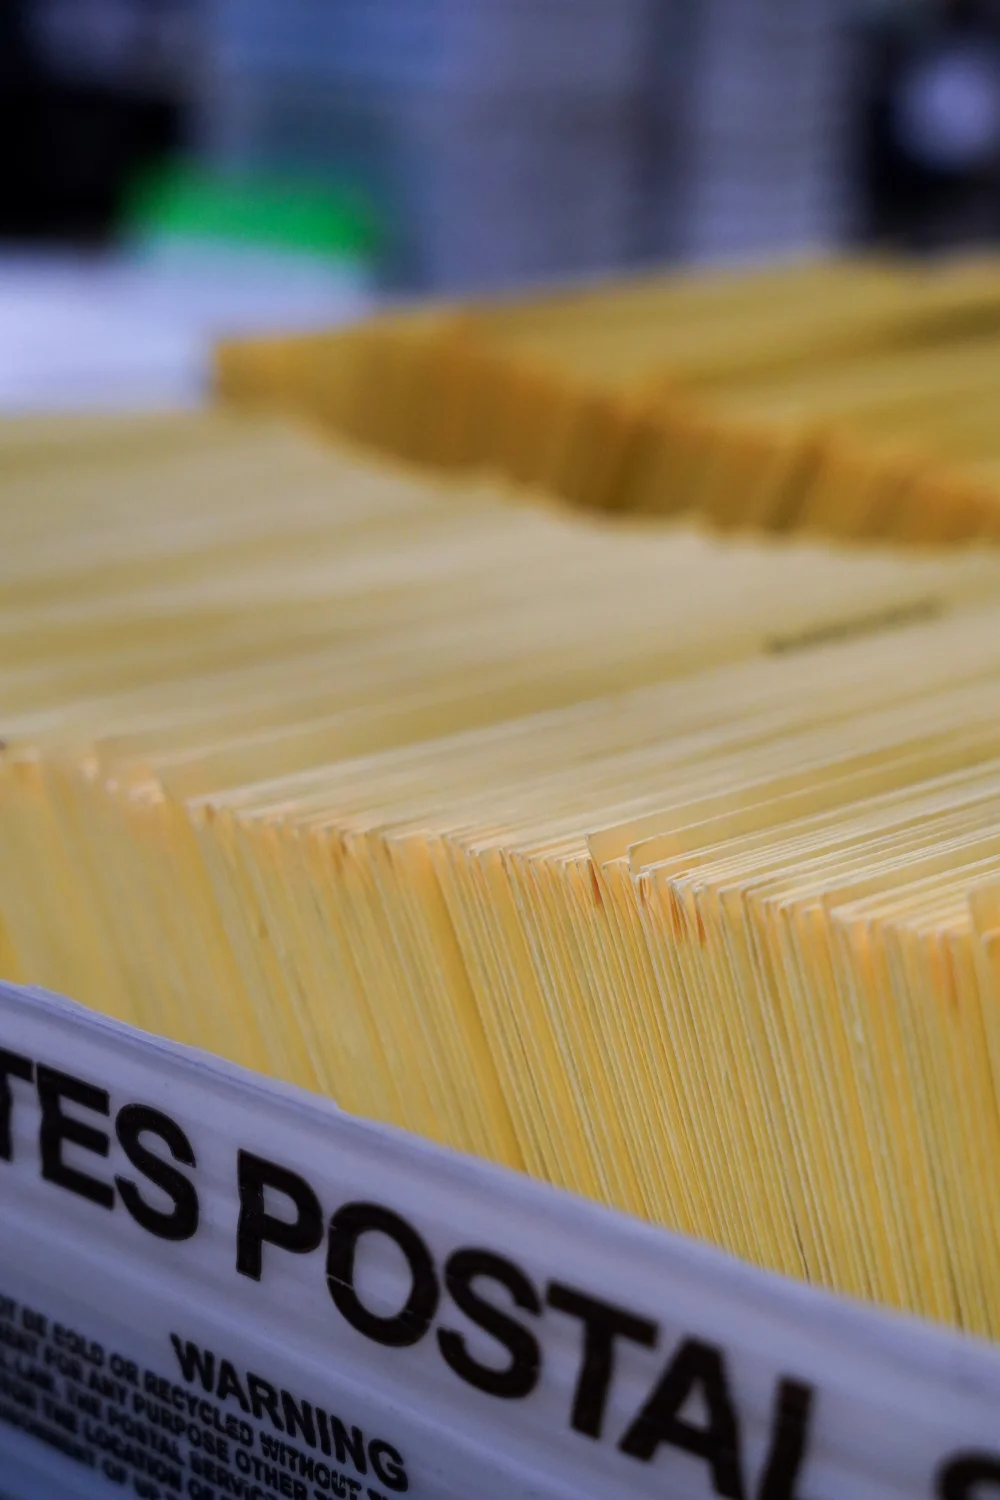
[{"x1": 5, "y1": 255, "x2": 1000, "y2": 1340}]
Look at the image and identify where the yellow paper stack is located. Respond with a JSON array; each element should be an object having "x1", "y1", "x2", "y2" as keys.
[
  {"x1": 216, "y1": 255, "x2": 1000, "y2": 544},
  {"x1": 5, "y1": 397, "x2": 1000, "y2": 1338}
]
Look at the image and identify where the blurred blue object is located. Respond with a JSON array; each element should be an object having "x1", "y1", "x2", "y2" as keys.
[
  {"x1": 198, "y1": 0, "x2": 655, "y2": 291},
  {"x1": 195, "y1": 0, "x2": 862, "y2": 290},
  {"x1": 205, "y1": 0, "x2": 647, "y2": 98}
]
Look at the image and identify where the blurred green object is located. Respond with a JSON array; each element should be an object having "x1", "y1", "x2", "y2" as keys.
[{"x1": 124, "y1": 163, "x2": 379, "y2": 261}]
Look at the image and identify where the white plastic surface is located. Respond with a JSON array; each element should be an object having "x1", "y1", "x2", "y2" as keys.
[
  {"x1": 0, "y1": 250, "x2": 371, "y2": 412},
  {"x1": 1, "y1": 981, "x2": 1000, "y2": 1500}
]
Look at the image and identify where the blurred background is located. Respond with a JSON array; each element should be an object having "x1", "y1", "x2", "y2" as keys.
[{"x1": 4, "y1": 0, "x2": 1000, "y2": 403}]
